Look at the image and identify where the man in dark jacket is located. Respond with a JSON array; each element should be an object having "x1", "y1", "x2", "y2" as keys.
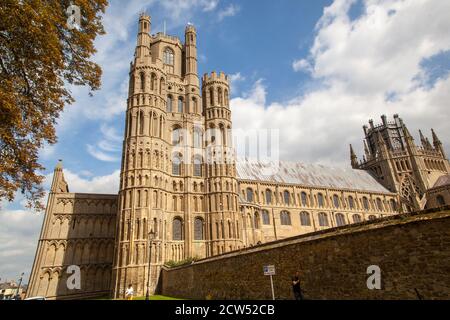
[{"x1": 292, "y1": 271, "x2": 304, "y2": 300}]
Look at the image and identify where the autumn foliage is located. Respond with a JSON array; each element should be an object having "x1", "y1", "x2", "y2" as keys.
[{"x1": 0, "y1": 0, "x2": 108, "y2": 210}]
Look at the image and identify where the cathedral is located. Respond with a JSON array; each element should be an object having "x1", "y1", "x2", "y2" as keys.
[{"x1": 27, "y1": 14, "x2": 450, "y2": 300}]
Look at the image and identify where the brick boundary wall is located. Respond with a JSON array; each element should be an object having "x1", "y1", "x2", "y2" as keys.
[{"x1": 159, "y1": 207, "x2": 450, "y2": 300}]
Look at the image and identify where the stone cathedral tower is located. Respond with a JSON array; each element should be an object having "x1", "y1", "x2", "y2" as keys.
[
  {"x1": 111, "y1": 14, "x2": 243, "y2": 298},
  {"x1": 351, "y1": 114, "x2": 450, "y2": 212}
]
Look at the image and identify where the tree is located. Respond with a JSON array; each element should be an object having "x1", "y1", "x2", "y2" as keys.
[{"x1": 0, "y1": 0, "x2": 108, "y2": 210}]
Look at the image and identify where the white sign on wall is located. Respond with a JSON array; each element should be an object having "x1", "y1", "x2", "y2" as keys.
[{"x1": 263, "y1": 265, "x2": 276, "y2": 276}]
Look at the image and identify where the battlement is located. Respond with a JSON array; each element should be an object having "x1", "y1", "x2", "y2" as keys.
[
  {"x1": 202, "y1": 71, "x2": 229, "y2": 84},
  {"x1": 151, "y1": 32, "x2": 182, "y2": 45}
]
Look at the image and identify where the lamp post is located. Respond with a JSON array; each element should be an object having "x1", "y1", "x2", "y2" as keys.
[{"x1": 145, "y1": 229, "x2": 156, "y2": 301}]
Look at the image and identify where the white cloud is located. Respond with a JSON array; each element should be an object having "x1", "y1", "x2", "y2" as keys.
[
  {"x1": 232, "y1": 0, "x2": 450, "y2": 166},
  {"x1": 292, "y1": 59, "x2": 312, "y2": 73},
  {"x1": 229, "y1": 72, "x2": 245, "y2": 94},
  {"x1": 218, "y1": 4, "x2": 240, "y2": 21},
  {"x1": 59, "y1": 169, "x2": 120, "y2": 194}
]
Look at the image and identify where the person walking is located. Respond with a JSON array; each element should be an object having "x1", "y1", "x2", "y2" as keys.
[
  {"x1": 125, "y1": 284, "x2": 134, "y2": 300},
  {"x1": 292, "y1": 271, "x2": 304, "y2": 300}
]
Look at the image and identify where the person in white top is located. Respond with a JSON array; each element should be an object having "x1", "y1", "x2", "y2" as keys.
[{"x1": 125, "y1": 284, "x2": 134, "y2": 300}]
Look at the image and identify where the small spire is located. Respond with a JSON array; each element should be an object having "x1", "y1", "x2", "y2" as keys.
[
  {"x1": 364, "y1": 140, "x2": 370, "y2": 158},
  {"x1": 350, "y1": 144, "x2": 358, "y2": 168},
  {"x1": 403, "y1": 125, "x2": 413, "y2": 141},
  {"x1": 431, "y1": 128, "x2": 441, "y2": 145}
]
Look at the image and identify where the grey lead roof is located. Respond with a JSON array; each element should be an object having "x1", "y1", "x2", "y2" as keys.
[
  {"x1": 236, "y1": 158, "x2": 391, "y2": 194},
  {"x1": 433, "y1": 174, "x2": 450, "y2": 188}
]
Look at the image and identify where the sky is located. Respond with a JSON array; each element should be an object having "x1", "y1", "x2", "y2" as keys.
[{"x1": 1, "y1": 0, "x2": 450, "y2": 284}]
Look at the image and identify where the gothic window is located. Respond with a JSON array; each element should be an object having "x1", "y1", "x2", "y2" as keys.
[
  {"x1": 194, "y1": 156, "x2": 202, "y2": 177},
  {"x1": 178, "y1": 97, "x2": 183, "y2": 113},
  {"x1": 209, "y1": 87, "x2": 214, "y2": 106},
  {"x1": 140, "y1": 72, "x2": 145, "y2": 91},
  {"x1": 335, "y1": 213, "x2": 346, "y2": 227},
  {"x1": 301, "y1": 192, "x2": 308, "y2": 206},
  {"x1": 390, "y1": 199, "x2": 397, "y2": 211},
  {"x1": 150, "y1": 73, "x2": 156, "y2": 91},
  {"x1": 437, "y1": 195, "x2": 446, "y2": 206},
  {"x1": 352, "y1": 214, "x2": 362, "y2": 223},
  {"x1": 300, "y1": 212, "x2": 311, "y2": 226},
  {"x1": 192, "y1": 97, "x2": 198, "y2": 113},
  {"x1": 333, "y1": 195, "x2": 340, "y2": 209},
  {"x1": 368, "y1": 215, "x2": 377, "y2": 221},
  {"x1": 376, "y1": 198, "x2": 384, "y2": 211},
  {"x1": 283, "y1": 191, "x2": 290, "y2": 205},
  {"x1": 172, "y1": 217, "x2": 183, "y2": 240},
  {"x1": 224, "y1": 89, "x2": 229, "y2": 106},
  {"x1": 218, "y1": 87, "x2": 223, "y2": 106},
  {"x1": 363, "y1": 197, "x2": 370, "y2": 211},
  {"x1": 318, "y1": 193, "x2": 325, "y2": 208},
  {"x1": 194, "y1": 217, "x2": 204, "y2": 240},
  {"x1": 246, "y1": 188, "x2": 254, "y2": 202},
  {"x1": 348, "y1": 196, "x2": 355, "y2": 209},
  {"x1": 172, "y1": 127, "x2": 181, "y2": 145},
  {"x1": 167, "y1": 95, "x2": 173, "y2": 112},
  {"x1": 262, "y1": 210, "x2": 270, "y2": 225},
  {"x1": 254, "y1": 212, "x2": 260, "y2": 229},
  {"x1": 318, "y1": 212, "x2": 329, "y2": 227},
  {"x1": 280, "y1": 211, "x2": 291, "y2": 225},
  {"x1": 265, "y1": 189, "x2": 272, "y2": 204},
  {"x1": 164, "y1": 48, "x2": 174, "y2": 65},
  {"x1": 172, "y1": 154, "x2": 182, "y2": 176},
  {"x1": 193, "y1": 128, "x2": 203, "y2": 148}
]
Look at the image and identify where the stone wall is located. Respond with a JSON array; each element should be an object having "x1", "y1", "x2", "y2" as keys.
[{"x1": 159, "y1": 207, "x2": 450, "y2": 300}]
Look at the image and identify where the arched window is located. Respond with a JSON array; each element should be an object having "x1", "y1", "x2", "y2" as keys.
[
  {"x1": 218, "y1": 87, "x2": 223, "y2": 106},
  {"x1": 178, "y1": 97, "x2": 183, "y2": 113},
  {"x1": 167, "y1": 95, "x2": 173, "y2": 112},
  {"x1": 194, "y1": 217, "x2": 204, "y2": 240},
  {"x1": 246, "y1": 188, "x2": 254, "y2": 202},
  {"x1": 150, "y1": 73, "x2": 156, "y2": 91},
  {"x1": 390, "y1": 199, "x2": 397, "y2": 211},
  {"x1": 437, "y1": 195, "x2": 446, "y2": 206},
  {"x1": 265, "y1": 189, "x2": 272, "y2": 204},
  {"x1": 348, "y1": 196, "x2": 355, "y2": 209},
  {"x1": 363, "y1": 197, "x2": 370, "y2": 211},
  {"x1": 172, "y1": 217, "x2": 183, "y2": 240},
  {"x1": 335, "y1": 213, "x2": 346, "y2": 227},
  {"x1": 172, "y1": 154, "x2": 182, "y2": 176},
  {"x1": 318, "y1": 212, "x2": 329, "y2": 227},
  {"x1": 164, "y1": 48, "x2": 174, "y2": 65},
  {"x1": 318, "y1": 193, "x2": 325, "y2": 208},
  {"x1": 300, "y1": 212, "x2": 311, "y2": 226},
  {"x1": 193, "y1": 128, "x2": 203, "y2": 148},
  {"x1": 262, "y1": 210, "x2": 270, "y2": 225},
  {"x1": 280, "y1": 211, "x2": 291, "y2": 225},
  {"x1": 194, "y1": 156, "x2": 202, "y2": 177},
  {"x1": 301, "y1": 192, "x2": 308, "y2": 206},
  {"x1": 352, "y1": 214, "x2": 362, "y2": 223},
  {"x1": 209, "y1": 87, "x2": 214, "y2": 106},
  {"x1": 140, "y1": 72, "x2": 145, "y2": 91},
  {"x1": 192, "y1": 97, "x2": 198, "y2": 113},
  {"x1": 283, "y1": 191, "x2": 290, "y2": 205},
  {"x1": 254, "y1": 212, "x2": 260, "y2": 229},
  {"x1": 368, "y1": 215, "x2": 377, "y2": 221},
  {"x1": 333, "y1": 195, "x2": 340, "y2": 208},
  {"x1": 172, "y1": 127, "x2": 181, "y2": 145},
  {"x1": 376, "y1": 198, "x2": 384, "y2": 211}
]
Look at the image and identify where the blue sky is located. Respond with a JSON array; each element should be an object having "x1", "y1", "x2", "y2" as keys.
[{"x1": 1, "y1": 0, "x2": 450, "y2": 284}]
